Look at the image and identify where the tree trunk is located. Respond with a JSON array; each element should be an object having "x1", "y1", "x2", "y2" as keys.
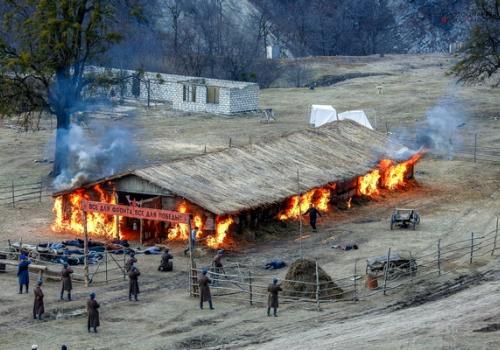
[{"x1": 53, "y1": 111, "x2": 71, "y2": 176}]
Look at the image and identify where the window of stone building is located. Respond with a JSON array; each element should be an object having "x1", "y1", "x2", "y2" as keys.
[
  {"x1": 183, "y1": 84, "x2": 196, "y2": 102},
  {"x1": 206, "y1": 86, "x2": 220, "y2": 104}
]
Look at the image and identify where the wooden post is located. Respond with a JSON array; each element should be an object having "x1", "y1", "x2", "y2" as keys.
[
  {"x1": 470, "y1": 232, "x2": 474, "y2": 264},
  {"x1": 229, "y1": 137, "x2": 232, "y2": 148},
  {"x1": 353, "y1": 259, "x2": 358, "y2": 302},
  {"x1": 204, "y1": 145, "x2": 207, "y2": 154},
  {"x1": 11, "y1": 180, "x2": 15, "y2": 208},
  {"x1": 83, "y1": 211, "x2": 89, "y2": 287},
  {"x1": 105, "y1": 250, "x2": 108, "y2": 283},
  {"x1": 39, "y1": 178, "x2": 43, "y2": 203},
  {"x1": 315, "y1": 260, "x2": 320, "y2": 311},
  {"x1": 248, "y1": 270, "x2": 253, "y2": 306},
  {"x1": 114, "y1": 193, "x2": 120, "y2": 239},
  {"x1": 122, "y1": 252, "x2": 126, "y2": 280},
  {"x1": 492, "y1": 217, "x2": 498, "y2": 256},
  {"x1": 473, "y1": 133, "x2": 477, "y2": 163},
  {"x1": 383, "y1": 248, "x2": 391, "y2": 296},
  {"x1": 297, "y1": 169, "x2": 303, "y2": 259},
  {"x1": 188, "y1": 217, "x2": 194, "y2": 297},
  {"x1": 249, "y1": 136, "x2": 252, "y2": 145},
  {"x1": 139, "y1": 219, "x2": 144, "y2": 245},
  {"x1": 437, "y1": 239, "x2": 441, "y2": 276}
]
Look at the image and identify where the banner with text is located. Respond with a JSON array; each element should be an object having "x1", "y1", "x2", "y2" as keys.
[{"x1": 81, "y1": 200, "x2": 190, "y2": 224}]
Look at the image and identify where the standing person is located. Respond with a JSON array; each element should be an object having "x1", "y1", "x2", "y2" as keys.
[
  {"x1": 198, "y1": 269, "x2": 214, "y2": 310},
  {"x1": 158, "y1": 249, "x2": 173, "y2": 272},
  {"x1": 124, "y1": 251, "x2": 137, "y2": 272},
  {"x1": 267, "y1": 278, "x2": 282, "y2": 317},
  {"x1": 87, "y1": 292, "x2": 100, "y2": 333},
  {"x1": 304, "y1": 204, "x2": 322, "y2": 231},
  {"x1": 184, "y1": 227, "x2": 198, "y2": 256},
  {"x1": 128, "y1": 266, "x2": 140, "y2": 301},
  {"x1": 33, "y1": 280, "x2": 44, "y2": 320},
  {"x1": 17, "y1": 254, "x2": 31, "y2": 294},
  {"x1": 212, "y1": 250, "x2": 224, "y2": 274},
  {"x1": 60, "y1": 262, "x2": 74, "y2": 301}
]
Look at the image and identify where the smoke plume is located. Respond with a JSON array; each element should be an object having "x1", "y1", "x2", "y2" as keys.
[
  {"x1": 415, "y1": 91, "x2": 468, "y2": 159},
  {"x1": 53, "y1": 122, "x2": 139, "y2": 190}
]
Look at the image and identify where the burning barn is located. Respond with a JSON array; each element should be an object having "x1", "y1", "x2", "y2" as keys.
[{"x1": 52, "y1": 120, "x2": 423, "y2": 249}]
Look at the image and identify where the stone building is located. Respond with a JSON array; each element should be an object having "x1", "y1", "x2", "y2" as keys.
[{"x1": 88, "y1": 66, "x2": 259, "y2": 114}]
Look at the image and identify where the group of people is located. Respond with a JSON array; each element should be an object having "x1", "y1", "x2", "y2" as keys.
[
  {"x1": 17, "y1": 255, "x2": 75, "y2": 322},
  {"x1": 18, "y1": 243, "x2": 284, "y2": 339}
]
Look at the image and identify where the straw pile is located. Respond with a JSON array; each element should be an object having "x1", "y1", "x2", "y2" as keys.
[{"x1": 282, "y1": 258, "x2": 343, "y2": 300}]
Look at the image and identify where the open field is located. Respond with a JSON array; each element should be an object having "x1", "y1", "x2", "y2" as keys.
[{"x1": 0, "y1": 54, "x2": 499, "y2": 349}]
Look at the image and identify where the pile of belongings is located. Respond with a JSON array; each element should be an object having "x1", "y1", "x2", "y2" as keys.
[{"x1": 10, "y1": 239, "x2": 133, "y2": 266}]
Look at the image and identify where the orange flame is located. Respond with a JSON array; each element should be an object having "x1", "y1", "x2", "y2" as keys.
[
  {"x1": 51, "y1": 184, "x2": 119, "y2": 238},
  {"x1": 358, "y1": 169, "x2": 381, "y2": 196},
  {"x1": 167, "y1": 202, "x2": 190, "y2": 240},
  {"x1": 206, "y1": 216, "x2": 234, "y2": 249},
  {"x1": 358, "y1": 151, "x2": 424, "y2": 196},
  {"x1": 278, "y1": 186, "x2": 332, "y2": 220}
]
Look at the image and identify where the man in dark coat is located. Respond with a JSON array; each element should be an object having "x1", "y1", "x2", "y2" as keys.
[
  {"x1": 125, "y1": 252, "x2": 137, "y2": 272},
  {"x1": 212, "y1": 250, "x2": 224, "y2": 273},
  {"x1": 128, "y1": 266, "x2": 140, "y2": 301},
  {"x1": 60, "y1": 262, "x2": 74, "y2": 301},
  {"x1": 198, "y1": 269, "x2": 214, "y2": 310},
  {"x1": 17, "y1": 255, "x2": 31, "y2": 294},
  {"x1": 267, "y1": 278, "x2": 282, "y2": 317},
  {"x1": 87, "y1": 292, "x2": 100, "y2": 333},
  {"x1": 158, "y1": 249, "x2": 173, "y2": 272},
  {"x1": 33, "y1": 280, "x2": 44, "y2": 320},
  {"x1": 305, "y1": 205, "x2": 322, "y2": 231}
]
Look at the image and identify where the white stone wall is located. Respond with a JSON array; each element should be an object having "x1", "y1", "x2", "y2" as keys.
[
  {"x1": 172, "y1": 84, "x2": 233, "y2": 114},
  {"x1": 86, "y1": 66, "x2": 259, "y2": 114},
  {"x1": 229, "y1": 84, "x2": 259, "y2": 113}
]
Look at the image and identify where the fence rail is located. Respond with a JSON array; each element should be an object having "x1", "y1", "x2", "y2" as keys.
[
  {"x1": 190, "y1": 218, "x2": 499, "y2": 310},
  {"x1": 0, "y1": 179, "x2": 55, "y2": 207}
]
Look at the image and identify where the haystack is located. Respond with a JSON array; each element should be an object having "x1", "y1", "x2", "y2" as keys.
[{"x1": 282, "y1": 258, "x2": 343, "y2": 300}]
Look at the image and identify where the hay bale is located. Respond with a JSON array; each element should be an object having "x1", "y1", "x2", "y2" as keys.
[{"x1": 282, "y1": 258, "x2": 343, "y2": 300}]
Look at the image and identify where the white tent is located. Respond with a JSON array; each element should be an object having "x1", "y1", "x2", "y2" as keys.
[
  {"x1": 337, "y1": 110, "x2": 373, "y2": 130},
  {"x1": 310, "y1": 105, "x2": 337, "y2": 127}
]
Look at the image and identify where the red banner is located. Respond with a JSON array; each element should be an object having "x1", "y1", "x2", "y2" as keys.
[{"x1": 81, "y1": 200, "x2": 190, "y2": 224}]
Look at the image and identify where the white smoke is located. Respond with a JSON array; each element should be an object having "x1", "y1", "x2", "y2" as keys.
[
  {"x1": 416, "y1": 91, "x2": 468, "y2": 159},
  {"x1": 53, "y1": 123, "x2": 139, "y2": 190}
]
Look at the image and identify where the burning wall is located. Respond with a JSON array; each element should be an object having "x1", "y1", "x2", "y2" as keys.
[{"x1": 51, "y1": 152, "x2": 424, "y2": 249}]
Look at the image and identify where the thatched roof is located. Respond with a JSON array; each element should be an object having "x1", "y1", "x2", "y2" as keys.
[{"x1": 129, "y1": 120, "x2": 404, "y2": 215}]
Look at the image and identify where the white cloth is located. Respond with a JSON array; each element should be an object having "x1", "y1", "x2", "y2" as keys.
[
  {"x1": 310, "y1": 105, "x2": 337, "y2": 127},
  {"x1": 337, "y1": 110, "x2": 373, "y2": 129}
]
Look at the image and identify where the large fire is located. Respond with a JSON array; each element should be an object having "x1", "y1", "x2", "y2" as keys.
[
  {"x1": 278, "y1": 186, "x2": 334, "y2": 221},
  {"x1": 358, "y1": 152, "x2": 424, "y2": 196},
  {"x1": 206, "y1": 216, "x2": 234, "y2": 249},
  {"x1": 166, "y1": 201, "x2": 232, "y2": 249},
  {"x1": 358, "y1": 169, "x2": 381, "y2": 196},
  {"x1": 52, "y1": 184, "x2": 119, "y2": 238},
  {"x1": 52, "y1": 152, "x2": 423, "y2": 249}
]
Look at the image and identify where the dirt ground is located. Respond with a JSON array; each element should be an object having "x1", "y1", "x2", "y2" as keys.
[{"x1": 0, "y1": 54, "x2": 499, "y2": 349}]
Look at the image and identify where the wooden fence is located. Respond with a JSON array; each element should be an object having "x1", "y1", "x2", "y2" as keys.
[
  {"x1": 190, "y1": 218, "x2": 499, "y2": 310},
  {"x1": 0, "y1": 179, "x2": 54, "y2": 207}
]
